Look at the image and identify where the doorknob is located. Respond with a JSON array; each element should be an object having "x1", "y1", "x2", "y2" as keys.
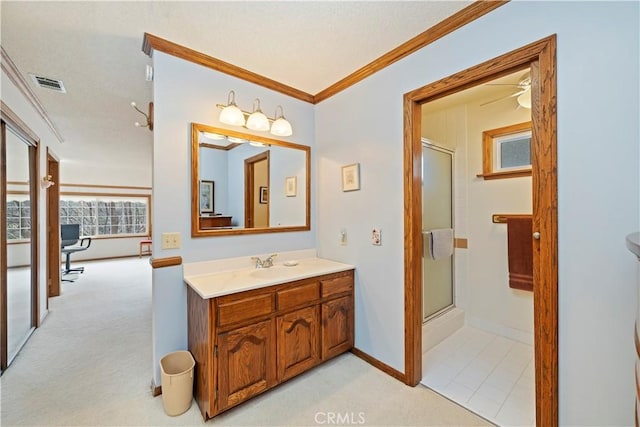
[{"x1": 533, "y1": 232, "x2": 541, "y2": 240}]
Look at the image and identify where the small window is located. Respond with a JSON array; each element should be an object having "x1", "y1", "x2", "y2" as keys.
[{"x1": 479, "y1": 121, "x2": 532, "y2": 180}]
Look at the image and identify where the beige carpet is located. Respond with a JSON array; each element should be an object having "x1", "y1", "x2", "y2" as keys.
[{"x1": 0, "y1": 257, "x2": 490, "y2": 426}]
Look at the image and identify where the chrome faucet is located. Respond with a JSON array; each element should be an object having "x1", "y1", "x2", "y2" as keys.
[{"x1": 251, "y1": 254, "x2": 278, "y2": 268}]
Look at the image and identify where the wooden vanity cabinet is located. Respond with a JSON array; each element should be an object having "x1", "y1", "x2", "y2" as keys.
[{"x1": 187, "y1": 269, "x2": 354, "y2": 420}]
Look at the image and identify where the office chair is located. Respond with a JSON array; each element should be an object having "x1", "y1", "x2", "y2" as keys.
[{"x1": 61, "y1": 224, "x2": 92, "y2": 281}]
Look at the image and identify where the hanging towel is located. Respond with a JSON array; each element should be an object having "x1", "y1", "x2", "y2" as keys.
[
  {"x1": 507, "y1": 216, "x2": 533, "y2": 292},
  {"x1": 429, "y1": 228, "x2": 454, "y2": 260}
]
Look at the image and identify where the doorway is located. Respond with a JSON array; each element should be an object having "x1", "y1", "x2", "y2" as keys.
[
  {"x1": 403, "y1": 35, "x2": 558, "y2": 425},
  {"x1": 244, "y1": 151, "x2": 270, "y2": 228}
]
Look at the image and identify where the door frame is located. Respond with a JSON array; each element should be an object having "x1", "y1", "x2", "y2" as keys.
[
  {"x1": 403, "y1": 35, "x2": 557, "y2": 425},
  {"x1": 1, "y1": 101, "x2": 41, "y2": 372},
  {"x1": 244, "y1": 151, "x2": 270, "y2": 229},
  {"x1": 46, "y1": 149, "x2": 60, "y2": 301}
]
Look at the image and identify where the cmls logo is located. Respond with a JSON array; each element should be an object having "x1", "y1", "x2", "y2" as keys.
[{"x1": 314, "y1": 412, "x2": 366, "y2": 425}]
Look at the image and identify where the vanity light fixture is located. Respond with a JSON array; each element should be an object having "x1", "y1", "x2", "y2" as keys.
[
  {"x1": 227, "y1": 136, "x2": 248, "y2": 144},
  {"x1": 131, "y1": 101, "x2": 154, "y2": 131},
  {"x1": 270, "y1": 105, "x2": 293, "y2": 137},
  {"x1": 218, "y1": 90, "x2": 246, "y2": 126},
  {"x1": 202, "y1": 132, "x2": 226, "y2": 140},
  {"x1": 246, "y1": 99, "x2": 270, "y2": 131},
  {"x1": 217, "y1": 91, "x2": 293, "y2": 136}
]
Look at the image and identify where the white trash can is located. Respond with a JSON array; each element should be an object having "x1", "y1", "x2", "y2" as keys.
[{"x1": 160, "y1": 350, "x2": 195, "y2": 416}]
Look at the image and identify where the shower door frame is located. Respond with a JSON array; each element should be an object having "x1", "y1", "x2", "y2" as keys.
[
  {"x1": 421, "y1": 140, "x2": 456, "y2": 322},
  {"x1": 403, "y1": 35, "x2": 558, "y2": 426}
]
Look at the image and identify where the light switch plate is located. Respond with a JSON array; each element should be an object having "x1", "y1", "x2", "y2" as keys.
[
  {"x1": 161, "y1": 232, "x2": 181, "y2": 249},
  {"x1": 371, "y1": 228, "x2": 381, "y2": 246},
  {"x1": 340, "y1": 228, "x2": 347, "y2": 246}
]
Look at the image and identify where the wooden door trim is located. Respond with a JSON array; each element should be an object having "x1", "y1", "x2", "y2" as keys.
[
  {"x1": 46, "y1": 149, "x2": 60, "y2": 301},
  {"x1": 403, "y1": 35, "x2": 557, "y2": 425}
]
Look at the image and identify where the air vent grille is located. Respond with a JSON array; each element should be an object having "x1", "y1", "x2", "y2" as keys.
[{"x1": 29, "y1": 74, "x2": 66, "y2": 93}]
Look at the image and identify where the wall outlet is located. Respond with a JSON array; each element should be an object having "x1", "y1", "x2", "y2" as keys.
[
  {"x1": 161, "y1": 232, "x2": 181, "y2": 249},
  {"x1": 371, "y1": 228, "x2": 381, "y2": 246},
  {"x1": 340, "y1": 228, "x2": 348, "y2": 246}
]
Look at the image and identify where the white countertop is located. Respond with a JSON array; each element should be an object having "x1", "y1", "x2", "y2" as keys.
[{"x1": 184, "y1": 255, "x2": 354, "y2": 299}]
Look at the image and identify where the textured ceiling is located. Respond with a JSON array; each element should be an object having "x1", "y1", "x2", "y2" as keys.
[{"x1": 0, "y1": 1, "x2": 472, "y2": 173}]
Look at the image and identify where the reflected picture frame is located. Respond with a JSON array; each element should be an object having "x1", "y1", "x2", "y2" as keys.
[
  {"x1": 341, "y1": 163, "x2": 360, "y2": 192},
  {"x1": 285, "y1": 176, "x2": 297, "y2": 197},
  {"x1": 199, "y1": 180, "x2": 214, "y2": 213},
  {"x1": 259, "y1": 186, "x2": 268, "y2": 204}
]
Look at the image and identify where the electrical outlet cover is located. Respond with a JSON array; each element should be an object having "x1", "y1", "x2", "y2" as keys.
[{"x1": 371, "y1": 228, "x2": 381, "y2": 245}]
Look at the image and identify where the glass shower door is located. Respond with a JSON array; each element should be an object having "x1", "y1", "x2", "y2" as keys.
[{"x1": 422, "y1": 143, "x2": 454, "y2": 321}]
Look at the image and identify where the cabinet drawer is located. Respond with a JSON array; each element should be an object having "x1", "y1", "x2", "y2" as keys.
[
  {"x1": 217, "y1": 294, "x2": 273, "y2": 327},
  {"x1": 321, "y1": 274, "x2": 353, "y2": 298},
  {"x1": 277, "y1": 282, "x2": 319, "y2": 310}
]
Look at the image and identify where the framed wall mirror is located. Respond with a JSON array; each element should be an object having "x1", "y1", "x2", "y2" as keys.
[{"x1": 191, "y1": 123, "x2": 310, "y2": 237}]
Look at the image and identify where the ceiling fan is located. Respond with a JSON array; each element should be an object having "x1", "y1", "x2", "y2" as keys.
[{"x1": 480, "y1": 71, "x2": 532, "y2": 108}]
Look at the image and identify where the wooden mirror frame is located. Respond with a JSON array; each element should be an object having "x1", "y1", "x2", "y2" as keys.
[{"x1": 191, "y1": 123, "x2": 310, "y2": 237}]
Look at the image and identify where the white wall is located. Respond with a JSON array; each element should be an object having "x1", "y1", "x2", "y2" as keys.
[
  {"x1": 465, "y1": 100, "x2": 533, "y2": 342},
  {"x1": 151, "y1": 51, "x2": 316, "y2": 384},
  {"x1": 315, "y1": 1, "x2": 639, "y2": 425},
  {"x1": 200, "y1": 146, "x2": 229, "y2": 215},
  {"x1": 2, "y1": 69, "x2": 65, "y2": 323}
]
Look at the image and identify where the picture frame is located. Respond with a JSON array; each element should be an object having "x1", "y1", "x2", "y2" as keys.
[
  {"x1": 199, "y1": 180, "x2": 214, "y2": 213},
  {"x1": 341, "y1": 163, "x2": 360, "y2": 192},
  {"x1": 259, "y1": 186, "x2": 268, "y2": 204},
  {"x1": 285, "y1": 176, "x2": 297, "y2": 197}
]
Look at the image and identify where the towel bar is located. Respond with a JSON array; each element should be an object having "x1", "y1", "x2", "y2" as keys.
[{"x1": 492, "y1": 214, "x2": 531, "y2": 224}]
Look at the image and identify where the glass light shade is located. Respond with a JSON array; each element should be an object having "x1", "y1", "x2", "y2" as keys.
[
  {"x1": 202, "y1": 131, "x2": 225, "y2": 140},
  {"x1": 270, "y1": 117, "x2": 293, "y2": 136},
  {"x1": 219, "y1": 105, "x2": 246, "y2": 126},
  {"x1": 227, "y1": 136, "x2": 247, "y2": 143},
  {"x1": 249, "y1": 141, "x2": 266, "y2": 147},
  {"x1": 517, "y1": 89, "x2": 532, "y2": 109},
  {"x1": 246, "y1": 111, "x2": 270, "y2": 131}
]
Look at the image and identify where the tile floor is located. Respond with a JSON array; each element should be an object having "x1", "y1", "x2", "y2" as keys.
[{"x1": 422, "y1": 326, "x2": 535, "y2": 426}]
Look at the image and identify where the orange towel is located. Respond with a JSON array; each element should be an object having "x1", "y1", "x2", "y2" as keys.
[{"x1": 507, "y1": 216, "x2": 533, "y2": 292}]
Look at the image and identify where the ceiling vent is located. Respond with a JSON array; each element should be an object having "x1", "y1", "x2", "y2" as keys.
[{"x1": 29, "y1": 74, "x2": 66, "y2": 93}]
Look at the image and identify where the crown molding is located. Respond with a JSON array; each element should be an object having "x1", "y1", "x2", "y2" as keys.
[
  {"x1": 141, "y1": 1, "x2": 508, "y2": 105},
  {"x1": 313, "y1": 0, "x2": 510, "y2": 103},
  {"x1": 142, "y1": 33, "x2": 315, "y2": 104},
  {"x1": 0, "y1": 46, "x2": 65, "y2": 143}
]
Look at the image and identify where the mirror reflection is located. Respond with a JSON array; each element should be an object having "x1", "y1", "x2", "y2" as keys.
[
  {"x1": 191, "y1": 123, "x2": 310, "y2": 237},
  {"x1": 5, "y1": 125, "x2": 36, "y2": 366}
]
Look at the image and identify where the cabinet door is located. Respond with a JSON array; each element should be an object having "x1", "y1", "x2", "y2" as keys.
[
  {"x1": 277, "y1": 306, "x2": 320, "y2": 381},
  {"x1": 321, "y1": 296, "x2": 354, "y2": 360},
  {"x1": 217, "y1": 319, "x2": 276, "y2": 410}
]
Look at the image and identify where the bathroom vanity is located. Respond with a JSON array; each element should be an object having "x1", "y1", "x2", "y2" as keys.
[{"x1": 184, "y1": 256, "x2": 354, "y2": 420}]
